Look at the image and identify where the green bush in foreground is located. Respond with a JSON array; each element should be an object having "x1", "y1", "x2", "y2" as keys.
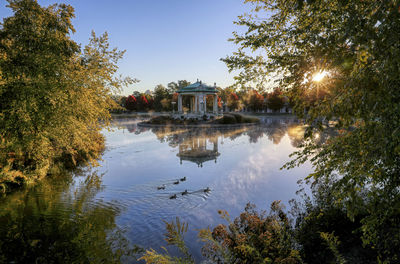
[
  {"x1": 0, "y1": 0, "x2": 133, "y2": 192},
  {"x1": 140, "y1": 202, "x2": 301, "y2": 264}
]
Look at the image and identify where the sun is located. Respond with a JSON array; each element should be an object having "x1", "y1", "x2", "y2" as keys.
[{"x1": 312, "y1": 71, "x2": 328, "y2": 82}]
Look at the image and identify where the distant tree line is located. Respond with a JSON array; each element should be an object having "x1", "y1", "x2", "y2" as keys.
[{"x1": 112, "y1": 81, "x2": 295, "y2": 113}]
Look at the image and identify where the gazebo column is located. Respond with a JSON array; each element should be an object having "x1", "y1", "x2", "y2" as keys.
[
  {"x1": 194, "y1": 95, "x2": 198, "y2": 113},
  {"x1": 213, "y1": 138, "x2": 218, "y2": 152},
  {"x1": 213, "y1": 95, "x2": 218, "y2": 114},
  {"x1": 199, "y1": 94, "x2": 204, "y2": 114},
  {"x1": 204, "y1": 95, "x2": 207, "y2": 113},
  {"x1": 178, "y1": 94, "x2": 183, "y2": 113}
]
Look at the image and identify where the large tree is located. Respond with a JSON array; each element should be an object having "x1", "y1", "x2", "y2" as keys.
[
  {"x1": 153, "y1": 84, "x2": 170, "y2": 111},
  {"x1": 223, "y1": 0, "x2": 400, "y2": 261},
  {"x1": 167, "y1": 80, "x2": 191, "y2": 94},
  {"x1": 0, "y1": 0, "x2": 133, "y2": 191}
]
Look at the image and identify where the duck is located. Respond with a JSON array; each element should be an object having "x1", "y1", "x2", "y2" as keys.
[
  {"x1": 157, "y1": 185, "x2": 166, "y2": 190},
  {"x1": 169, "y1": 194, "x2": 177, "y2": 199},
  {"x1": 204, "y1": 187, "x2": 211, "y2": 193},
  {"x1": 181, "y1": 190, "x2": 188, "y2": 195},
  {"x1": 173, "y1": 180, "x2": 180, "y2": 185},
  {"x1": 180, "y1": 177, "x2": 186, "y2": 182}
]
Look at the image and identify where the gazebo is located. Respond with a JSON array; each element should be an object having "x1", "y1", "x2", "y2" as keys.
[{"x1": 175, "y1": 80, "x2": 220, "y2": 118}]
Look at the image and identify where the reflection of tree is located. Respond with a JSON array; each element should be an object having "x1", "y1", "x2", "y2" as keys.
[
  {"x1": 247, "y1": 127, "x2": 265, "y2": 143},
  {"x1": 0, "y1": 170, "x2": 141, "y2": 263},
  {"x1": 112, "y1": 117, "x2": 310, "y2": 148},
  {"x1": 265, "y1": 125, "x2": 287, "y2": 145},
  {"x1": 287, "y1": 124, "x2": 306, "y2": 148}
]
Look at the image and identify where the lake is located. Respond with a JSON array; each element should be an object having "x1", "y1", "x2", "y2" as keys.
[{"x1": 0, "y1": 116, "x2": 312, "y2": 263}]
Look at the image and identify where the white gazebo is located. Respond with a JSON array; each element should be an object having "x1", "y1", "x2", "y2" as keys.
[{"x1": 175, "y1": 80, "x2": 220, "y2": 118}]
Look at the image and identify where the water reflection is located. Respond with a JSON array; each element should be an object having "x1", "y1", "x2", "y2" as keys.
[
  {"x1": 177, "y1": 136, "x2": 219, "y2": 167},
  {"x1": 0, "y1": 116, "x2": 317, "y2": 263},
  {"x1": 114, "y1": 117, "x2": 307, "y2": 161},
  {"x1": 0, "y1": 169, "x2": 140, "y2": 263}
]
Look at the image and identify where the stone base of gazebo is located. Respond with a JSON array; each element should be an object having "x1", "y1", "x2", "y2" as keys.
[{"x1": 172, "y1": 111, "x2": 222, "y2": 120}]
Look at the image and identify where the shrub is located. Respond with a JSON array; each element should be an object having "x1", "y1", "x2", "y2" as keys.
[
  {"x1": 243, "y1": 116, "x2": 260, "y2": 123},
  {"x1": 200, "y1": 202, "x2": 301, "y2": 264},
  {"x1": 291, "y1": 181, "x2": 378, "y2": 264},
  {"x1": 231, "y1": 113, "x2": 244, "y2": 123},
  {"x1": 219, "y1": 114, "x2": 237, "y2": 124},
  {"x1": 140, "y1": 202, "x2": 302, "y2": 264}
]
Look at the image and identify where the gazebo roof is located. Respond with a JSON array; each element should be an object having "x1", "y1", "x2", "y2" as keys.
[{"x1": 177, "y1": 81, "x2": 217, "y2": 94}]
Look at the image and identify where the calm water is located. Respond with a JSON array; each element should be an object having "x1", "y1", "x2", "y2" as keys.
[{"x1": 0, "y1": 116, "x2": 312, "y2": 263}]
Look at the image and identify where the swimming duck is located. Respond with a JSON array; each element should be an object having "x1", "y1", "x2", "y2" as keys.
[
  {"x1": 173, "y1": 180, "x2": 180, "y2": 185},
  {"x1": 204, "y1": 187, "x2": 211, "y2": 193},
  {"x1": 181, "y1": 190, "x2": 188, "y2": 195},
  {"x1": 180, "y1": 177, "x2": 186, "y2": 182},
  {"x1": 169, "y1": 194, "x2": 177, "y2": 199},
  {"x1": 157, "y1": 185, "x2": 166, "y2": 190}
]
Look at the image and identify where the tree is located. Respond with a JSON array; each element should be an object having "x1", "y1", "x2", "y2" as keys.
[
  {"x1": 125, "y1": 95, "x2": 137, "y2": 111},
  {"x1": 247, "y1": 90, "x2": 264, "y2": 111},
  {"x1": 267, "y1": 88, "x2": 285, "y2": 112},
  {"x1": 153, "y1": 84, "x2": 169, "y2": 111},
  {"x1": 227, "y1": 92, "x2": 240, "y2": 111},
  {"x1": 167, "y1": 80, "x2": 191, "y2": 94},
  {"x1": 0, "y1": 0, "x2": 133, "y2": 191},
  {"x1": 223, "y1": 0, "x2": 400, "y2": 261}
]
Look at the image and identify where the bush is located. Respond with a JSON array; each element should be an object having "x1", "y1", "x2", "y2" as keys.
[
  {"x1": 201, "y1": 202, "x2": 302, "y2": 264},
  {"x1": 231, "y1": 113, "x2": 244, "y2": 123},
  {"x1": 243, "y1": 116, "x2": 260, "y2": 123},
  {"x1": 148, "y1": 116, "x2": 173, "y2": 125},
  {"x1": 140, "y1": 202, "x2": 301, "y2": 264},
  {"x1": 291, "y1": 181, "x2": 378, "y2": 264},
  {"x1": 219, "y1": 114, "x2": 237, "y2": 124}
]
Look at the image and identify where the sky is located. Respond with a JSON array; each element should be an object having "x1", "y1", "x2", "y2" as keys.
[{"x1": 0, "y1": 0, "x2": 253, "y2": 95}]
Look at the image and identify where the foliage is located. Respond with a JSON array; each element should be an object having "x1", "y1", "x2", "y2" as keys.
[
  {"x1": 200, "y1": 202, "x2": 302, "y2": 264},
  {"x1": 167, "y1": 80, "x2": 191, "y2": 95},
  {"x1": 139, "y1": 217, "x2": 194, "y2": 264},
  {"x1": 218, "y1": 114, "x2": 237, "y2": 124},
  {"x1": 223, "y1": 0, "x2": 400, "y2": 261},
  {"x1": 227, "y1": 92, "x2": 240, "y2": 110},
  {"x1": 0, "y1": 0, "x2": 133, "y2": 191},
  {"x1": 290, "y1": 179, "x2": 378, "y2": 264},
  {"x1": 125, "y1": 95, "x2": 137, "y2": 111},
  {"x1": 121, "y1": 83, "x2": 292, "y2": 113},
  {"x1": 267, "y1": 88, "x2": 285, "y2": 112},
  {"x1": 216, "y1": 114, "x2": 259, "y2": 125},
  {"x1": 245, "y1": 90, "x2": 264, "y2": 111},
  {"x1": 141, "y1": 203, "x2": 301, "y2": 264},
  {"x1": 154, "y1": 84, "x2": 170, "y2": 111}
]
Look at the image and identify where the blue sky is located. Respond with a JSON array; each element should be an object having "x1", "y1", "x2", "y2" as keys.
[{"x1": 0, "y1": 0, "x2": 252, "y2": 95}]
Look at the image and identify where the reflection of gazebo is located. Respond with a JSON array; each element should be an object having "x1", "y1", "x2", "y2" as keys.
[
  {"x1": 176, "y1": 80, "x2": 220, "y2": 118},
  {"x1": 177, "y1": 137, "x2": 220, "y2": 167}
]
